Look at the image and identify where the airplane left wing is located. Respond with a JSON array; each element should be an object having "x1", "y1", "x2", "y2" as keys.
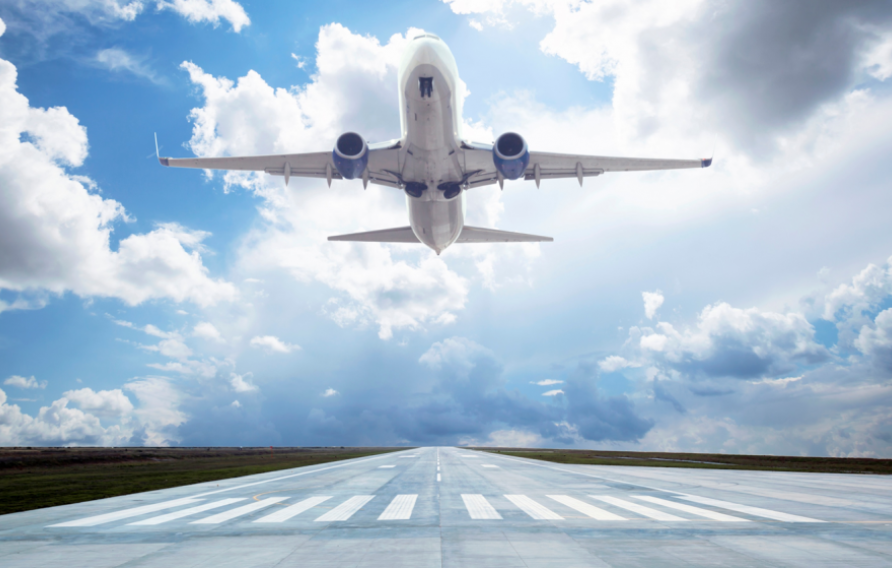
[
  {"x1": 155, "y1": 135, "x2": 403, "y2": 189},
  {"x1": 461, "y1": 142, "x2": 711, "y2": 189}
]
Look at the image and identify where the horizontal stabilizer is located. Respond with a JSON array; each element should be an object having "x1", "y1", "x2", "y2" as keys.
[
  {"x1": 457, "y1": 226, "x2": 552, "y2": 243},
  {"x1": 328, "y1": 227, "x2": 419, "y2": 243}
]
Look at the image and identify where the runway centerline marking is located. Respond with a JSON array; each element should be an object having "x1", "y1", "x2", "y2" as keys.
[
  {"x1": 634, "y1": 495, "x2": 750, "y2": 522},
  {"x1": 315, "y1": 496, "x2": 375, "y2": 522},
  {"x1": 378, "y1": 495, "x2": 417, "y2": 520},
  {"x1": 505, "y1": 495, "x2": 563, "y2": 520},
  {"x1": 592, "y1": 496, "x2": 687, "y2": 521},
  {"x1": 678, "y1": 494, "x2": 825, "y2": 523},
  {"x1": 379, "y1": 465, "x2": 395, "y2": 468},
  {"x1": 462, "y1": 494, "x2": 501, "y2": 520},
  {"x1": 130, "y1": 498, "x2": 246, "y2": 525},
  {"x1": 49, "y1": 497, "x2": 202, "y2": 527},
  {"x1": 191, "y1": 497, "x2": 288, "y2": 524},
  {"x1": 254, "y1": 496, "x2": 332, "y2": 523},
  {"x1": 482, "y1": 464, "x2": 499, "y2": 468},
  {"x1": 548, "y1": 495, "x2": 626, "y2": 521}
]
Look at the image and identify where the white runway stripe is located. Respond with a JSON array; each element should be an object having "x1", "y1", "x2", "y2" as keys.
[
  {"x1": 379, "y1": 465, "x2": 395, "y2": 468},
  {"x1": 378, "y1": 495, "x2": 417, "y2": 520},
  {"x1": 460, "y1": 455, "x2": 478, "y2": 458},
  {"x1": 591, "y1": 496, "x2": 687, "y2": 521},
  {"x1": 505, "y1": 495, "x2": 562, "y2": 520},
  {"x1": 254, "y1": 496, "x2": 331, "y2": 523},
  {"x1": 547, "y1": 495, "x2": 626, "y2": 520},
  {"x1": 482, "y1": 464, "x2": 499, "y2": 468},
  {"x1": 49, "y1": 497, "x2": 202, "y2": 527},
  {"x1": 191, "y1": 497, "x2": 288, "y2": 524},
  {"x1": 633, "y1": 496, "x2": 750, "y2": 522},
  {"x1": 314, "y1": 496, "x2": 375, "y2": 522},
  {"x1": 678, "y1": 494, "x2": 824, "y2": 523},
  {"x1": 462, "y1": 494, "x2": 501, "y2": 519},
  {"x1": 129, "y1": 499, "x2": 246, "y2": 525}
]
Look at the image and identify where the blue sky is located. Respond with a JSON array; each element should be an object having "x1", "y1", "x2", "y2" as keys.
[{"x1": 2, "y1": 0, "x2": 892, "y2": 455}]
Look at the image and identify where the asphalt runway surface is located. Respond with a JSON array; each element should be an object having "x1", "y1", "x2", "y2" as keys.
[{"x1": 1, "y1": 447, "x2": 891, "y2": 567}]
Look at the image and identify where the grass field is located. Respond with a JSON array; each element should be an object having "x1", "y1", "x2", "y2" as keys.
[
  {"x1": 0, "y1": 446, "x2": 403, "y2": 515},
  {"x1": 473, "y1": 447, "x2": 892, "y2": 474}
]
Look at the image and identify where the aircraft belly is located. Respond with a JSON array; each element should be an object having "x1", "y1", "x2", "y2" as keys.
[{"x1": 408, "y1": 197, "x2": 464, "y2": 254}]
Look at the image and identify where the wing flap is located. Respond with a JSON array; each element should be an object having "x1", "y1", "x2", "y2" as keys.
[
  {"x1": 457, "y1": 226, "x2": 552, "y2": 243},
  {"x1": 328, "y1": 227, "x2": 419, "y2": 243}
]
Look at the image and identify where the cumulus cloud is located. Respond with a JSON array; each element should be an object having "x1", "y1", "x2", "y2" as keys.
[
  {"x1": 0, "y1": 55, "x2": 237, "y2": 309},
  {"x1": 230, "y1": 372, "x2": 257, "y2": 393},
  {"x1": 855, "y1": 308, "x2": 892, "y2": 372},
  {"x1": 249, "y1": 335, "x2": 299, "y2": 353},
  {"x1": 124, "y1": 377, "x2": 187, "y2": 445},
  {"x1": 531, "y1": 379, "x2": 562, "y2": 386},
  {"x1": 4, "y1": 375, "x2": 47, "y2": 389},
  {"x1": 598, "y1": 355, "x2": 638, "y2": 373},
  {"x1": 156, "y1": 0, "x2": 249, "y2": 32},
  {"x1": 445, "y1": 0, "x2": 892, "y2": 160},
  {"x1": 637, "y1": 302, "x2": 829, "y2": 379},
  {"x1": 63, "y1": 387, "x2": 134, "y2": 417},
  {"x1": 642, "y1": 290, "x2": 664, "y2": 320},
  {"x1": 321, "y1": 388, "x2": 339, "y2": 397},
  {"x1": 192, "y1": 321, "x2": 223, "y2": 341},
  {"x1": 542, "y1": 389, "x2": 564, "y2": 396}
]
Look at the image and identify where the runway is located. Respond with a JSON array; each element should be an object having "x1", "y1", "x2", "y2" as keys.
[{"x1": 1, "y1": 447, "x2": 891, "y2": 567}]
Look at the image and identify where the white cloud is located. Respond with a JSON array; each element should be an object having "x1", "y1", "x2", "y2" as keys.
[
  {"x1": 124, "y1": 377, "x2": 187, "y2": 446},
  {"x1": 156, "y1": 0, "x2": 250, "y2": 32},
  {"x1": 855, "y1": 308, "x2": 892, "y2": 372},
  {"x1": 193, "y1": 321, "x2": 223, "y2": 341},
  {"x1": 4, "y1": 375, "x2": 47, "y2": 389},
  {"x1": 462, "y1": 428, "x2": 545, "y2": 448},
  {"x1": 249, "y1": 335, "x2": 299, "y2": 354},
  {"x1": 751, "y1": 376, "x2": 803, "y2": 387},
  {"x1": 230, "y1": 372, "x2": 257, "y2": 393},
  {"x1": 531, "y1": 379, "x2": 562, "y2": 386},
  {"x1": 542, "y1": 389, "x2": 564, "y2": 396},
  {"x1": 642, "y1": 290, "x2": 664, "y2": 320},
  {"x1": 321, "y1": 388, "x2": 339, "y2": 397},
  {"x1": 419, "y1": 336, "x2": 493, "y2": 371},
  {"x1": 0, "y1": 387, "x2": 131, "y2": 446},
  {"x1": 230, "y1": 399, "x2": 241, "y2": 408},
  {"x1": 598, "y1": 355, "x2": 639, "y2": 373},
  {"x1": 63, "y1": 387, "x2": 134, "y2": 417},
  {"x1": 95, "y1": 48, "x2": 161, "y2": 83},
  {"x1": 0, "y1": 55, "x2": 237, "y2": 309},
  {"x1": 0, "y1": 16, "x2": 6, "y2": 37}
]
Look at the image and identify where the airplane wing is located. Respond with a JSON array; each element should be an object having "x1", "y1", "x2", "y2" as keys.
[
  {"x1": 327, "y1": 225, "x2": 552, "y2": 243},
  {"x1": 155, "y1": 135, "x2": 403, "y2": 189},
  {"x1": 461, "y1": 142, "x2": 711, "y2": 189}
]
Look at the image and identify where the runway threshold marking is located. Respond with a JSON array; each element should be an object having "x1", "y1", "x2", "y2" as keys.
[
  {"x1": 482, "y1": 464, "x2": 499, "y2": 468},
  {"x1": 634, "y1": 495, "x2": 750, "y2": 522},
  {"x1": 129, "y1": 498, "x2": 246, "y2": 525},
  {"x1": 548, "y1": 495, "x2": 626, "y2": 521},
  {"x1": 505, "y1": 495, "x2": 563, "y2": 520},
  {"x1": 592, "y1": 496, "x2": 687, "y2": 521},
  {"x1": 191, "y1": 497, "x2": 288, "y2": 524},
  {"x1": 678, "y1": 495, "x2": 825, "y2": 523},
  {"x1": 254, "y1": 496, "x2": 332, "y2": 523},
  {"x1": 48, "y1": 497, "x2": 202, "y2": 527},
  {"x1": 379, "y1": 465, "x2": 395, "y2": 468},
  {"x1": 462, "y1": 494, "x2": 501, "y2": 520},
  {"x1": 378, "y1": 495, "x2": 418, "y2": 520},
  {"x1": 314, "y1": 496, "x2": 375, "y2": 522}
]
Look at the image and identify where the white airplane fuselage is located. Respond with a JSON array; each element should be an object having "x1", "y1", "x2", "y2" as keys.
[{"x1": 398, "y1": 34, "x2": 466, "y2": 254}]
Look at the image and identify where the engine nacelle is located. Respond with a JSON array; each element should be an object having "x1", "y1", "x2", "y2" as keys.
[
  {"x1": 332, "y1": 132, "x2": 368, "y2": 180},
  {"x1": 492, "y1": 132, "x2": 530, "y2": 180}
]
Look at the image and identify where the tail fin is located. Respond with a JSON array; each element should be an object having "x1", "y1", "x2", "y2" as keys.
[
  {"x1": 457, "y1": 226, "x2": 552, "y2": 243},
  {"x1": 328, "y1": 227, "x2": 419, "y2": 243}
]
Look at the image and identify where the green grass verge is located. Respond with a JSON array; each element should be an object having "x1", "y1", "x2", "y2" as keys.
[
  {"x1": 0, "y1": 447, "x2": 406, "y2": 515},
  {"x1": 473, "y1": 448, "x2": 892, "y2": 475}
]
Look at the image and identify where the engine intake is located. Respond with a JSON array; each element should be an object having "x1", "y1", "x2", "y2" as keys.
[
  {"x1": 493, "y1": 132, "x2": 530, "y2": 181},
  {"x1": 332, "y1": 132, "x2": 368, "y2": 180}
]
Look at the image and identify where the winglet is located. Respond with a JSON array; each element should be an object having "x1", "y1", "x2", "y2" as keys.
[
  {"x1": 701, "y1": 157, "x2": 712, "y2": 168},
  {"x1": 154, "y1": 133, "x2": 169, "y2": 166}
]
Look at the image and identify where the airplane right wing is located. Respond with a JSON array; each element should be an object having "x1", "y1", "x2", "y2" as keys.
[{"x1": 155, "y1": 135, "x2": 404, "y2": 189}]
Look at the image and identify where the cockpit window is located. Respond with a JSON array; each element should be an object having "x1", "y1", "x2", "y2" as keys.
[{"x1": 413, "y1": 33, "x2": 441, "y2": 40}]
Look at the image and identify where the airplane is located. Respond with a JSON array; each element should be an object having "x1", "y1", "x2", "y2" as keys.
[{"x1": 157, "y1": 32, "x2": 711, "y2": 254}]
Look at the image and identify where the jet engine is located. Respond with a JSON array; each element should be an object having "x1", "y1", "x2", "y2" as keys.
[
  {"x1": 332, "y1": 132, "x2": 369, "y2": 180},
  {"x1": 492, "y1": 132, "x2": 530, "y2": 180}
]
